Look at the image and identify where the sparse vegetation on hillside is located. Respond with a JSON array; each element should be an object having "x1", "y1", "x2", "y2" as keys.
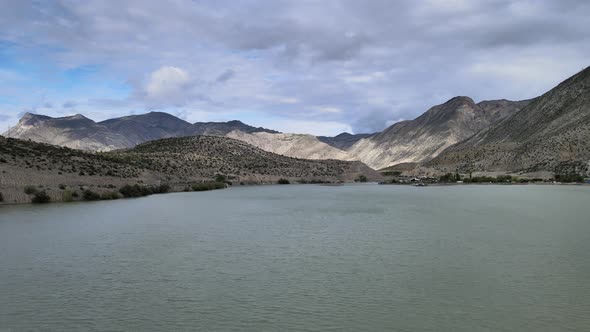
[
  {"x1": 0, "y1": 135, "x2": 380, "y2": 204},
  {"x1": 104, "y1": 136, "x2": 363, "y2": 180},
  {"x1": 0, "y1": 136, "x2": 145, "y2": 178}
]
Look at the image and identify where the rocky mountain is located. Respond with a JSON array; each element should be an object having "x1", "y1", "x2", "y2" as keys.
[
  {"x1": 99, "y1": 111, "x2": 192, "y2": 145},
  {"x1": 0, "y1": 135, "x2": 382, "y2": 204},
  {"x1": 317, "y1": 132, "x2": 373, "y2": 150},
  {"x1": 3, "y1": 96, "x2": 528, "y2": 170},
  {"x1": 347, "y1": 97, "x2": 528, "y2": 170},
  {"x1": 4, "y1": 113, "x2": 135, "y2": 151},
  {"x1": 190, "y1": 120, "x2": 278, "y2": 136},
  {"x1": 426, "y1": 66, "x2": 590, "y2": 176},
  {"x1": 226, "y1": 131, "x2": 354, "y2": 161},
  {"x1": 4, "y1": 112, "x2": 278, "y2": 151}
]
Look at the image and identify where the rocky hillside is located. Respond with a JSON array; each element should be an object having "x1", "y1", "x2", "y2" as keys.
[
  {"x1": 226, "y1": 131, "x2": 354, "y2": 161},
  {"x1": 0, "y1": 135, "x2": 381, "y2": 204},
  {"x1": 99, "y1": 111, "x2": 192, "y2": 145},
  {"x1": 4, "y1": 112, "x2": 277, "y2": 151},
  {"x1": 115, "y1": 136, "x2": 379, "y2": 181},
  {"x1": 347, "y1": 97, "x2": 527, "y2": 170},
  {"x1": 317, "y1": 132, "x2": 372, "y2": 150},
  {"x1": 3, "y1": 113, "x2": 135, "y2": 151},
  {"x1": 3, "y1": 98, "x2": 528, "y2": 170},
  {"x1": 225, "y1": 97, "x2": 525, "y2": 170},
  {"x1": 426, "y1": 66, "x2": 590, "y2": 176}
]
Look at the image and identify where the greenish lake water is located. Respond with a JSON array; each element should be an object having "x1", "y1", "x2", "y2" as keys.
[{"x1": 1, "y1": 184, "x2": 589, "y2": 331}]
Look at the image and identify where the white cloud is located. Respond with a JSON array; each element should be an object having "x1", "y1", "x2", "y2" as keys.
[
  {"x1": 256, "y1": 95, "x2": 299, "y2": 104},
  {"x1": 310, "y1": 106, "x2": 341, "y2": 114},
  {"x1": 146, "y1": 66, "x2": 190, "y2": 99}
]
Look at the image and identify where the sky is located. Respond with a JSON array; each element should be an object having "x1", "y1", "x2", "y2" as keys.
[{"x1": 0, "y1": 0, "x2": 588, "y2": 136}]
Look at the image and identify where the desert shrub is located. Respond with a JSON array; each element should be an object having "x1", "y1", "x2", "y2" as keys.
[
  {"x1": 119, "y1": 184, "x2": 146, "y2": 197},
  {"x1": 62, "y1": 190, "x2": 73, "y2": 202},
  {"x1": 153, "y1": 183, "x2": 171, "y2": 194},
  {"x1": 555, "y1": 174, "x2": 584, "y2": 183},
  {"x1": 439, "y1": 173, "x2": 462, "y2": 182},
  {"x1": 382, "y1": 171, "x2": 401, "y2": 176},
  {"x1": 82, "y1": 190, "x2": 101, "y2": 201},
  {"x1": 215, "y1": 174, "x2": 227, "y2": 183},
  {"x1": 277, "y1": 178, "x2": 290, "y2": 184},
  {"x1": 31, "y1": 191, "x2": 50, "y2": 204},
  {"x1": 191, "y1": 182, "x2": 226, "y2": 191},
  {"x1": 59, "y1": 184, "x2": 67, "y2": 190},
  {"x1": 101, "y1": 191, "x2": 120, "y2": 200},
  {"x1": 119, "y1": 184, "x2": 169, "y2": 197},
  {"x1": 357, "y1": 175, "x2": 368, "y2": 183},
  {"x1": 24, "y1": 186, "x2": 38, "y2": 195}
]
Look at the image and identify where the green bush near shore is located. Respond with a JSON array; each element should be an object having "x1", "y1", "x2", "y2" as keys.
[
  {"x1": 62, "y1": 190, "x2": 73, "y2": 202},
  {"x1": 439, "y1": 173, "x2": 462, "y2": 182},
  {"x1": 0, "y1": 192, "x2": 3, "y2": 202},
  {"x1": 191, "y1": 182, "x2": 226, "y2": 191},
  {"x1": 215, "y1": 174, "x2": 227, "y2": 183},
  {"x1": 82, "y1": 190, "x2": 101, "y2": 201},
  {"x1": 101, "y1": 191, "x2": 120, "y2": 200},
  {"x1": 31, "y1": 191, "x2": 50, "y2": 204},
  {"x1": 277, "y1": 178, "x2": 290, "y2": 184},
  {"x1": 24, "y1": 185, "x2": 38, "y2": 195},
  {"x1": 555, "y1": 174, "x2": 584, "y2": 183},
  {"x1": 119, "y1": 183, "x2": 172, "y2": 198}
]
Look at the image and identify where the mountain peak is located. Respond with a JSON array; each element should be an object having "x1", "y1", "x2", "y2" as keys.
[
  {"x1": 68, "y1": 114, "x2": 89, "y2": 120},
  {"x1": 18, "y1": 112, "x2": 50, "y2": 123},
  {"x1": 446, "y1": 96, "x2": 476, "y2": 105}
]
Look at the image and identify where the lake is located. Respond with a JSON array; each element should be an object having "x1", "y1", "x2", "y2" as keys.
[{"x1": 1, "y1": 184, "x2": 589, "y2": 331}]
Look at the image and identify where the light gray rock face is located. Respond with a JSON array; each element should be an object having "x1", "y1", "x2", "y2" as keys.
[
  {"x1": 347, "y1": 97, "x2": 526, "y2": 170},
  {"x1": 226, "y1": 131, "x2": 355, "y2": 161},
  {"x1": 427, "y1": 66, "x2": 590, "y2": 176},
  {"x1": 4, "y1": 113, "x2": 135, "y2": 151}
]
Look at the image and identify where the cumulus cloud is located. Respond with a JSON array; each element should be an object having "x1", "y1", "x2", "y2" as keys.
[
  {"x1": 146, "y1": 66, "x2": 190, "y2": 99},
  {"x1": 0, "y1": 0, "x2": 588, "y2": 135}
]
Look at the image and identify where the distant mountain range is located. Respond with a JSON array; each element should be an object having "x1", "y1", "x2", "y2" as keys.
[
  {"x1": 4, "y1": 66, "x2": 589, "y2": 175},
  {"x1": 3, "y1": 99, "x2": 526, "y2": 169},
  {"x1": 4, "y1": 112, "x2": 277, "y2": 151}
]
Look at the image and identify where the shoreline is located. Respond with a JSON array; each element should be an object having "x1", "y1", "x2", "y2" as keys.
[{"x1": 2, "y1": 181, "x2": 589, "y2": 207}]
